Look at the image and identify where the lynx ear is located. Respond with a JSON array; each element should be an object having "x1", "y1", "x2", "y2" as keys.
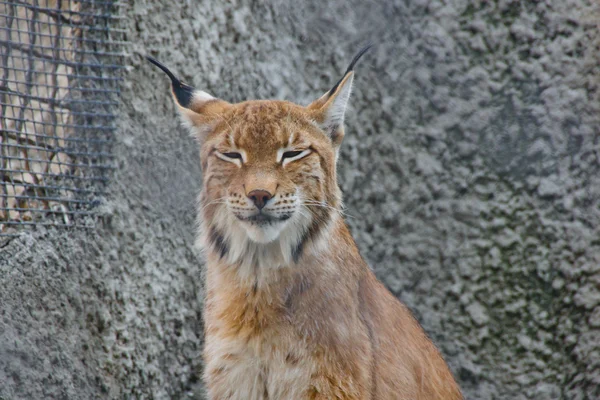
[
  {"x1": 307, "y1": 44, "x2": 372, "y2": 147},
  {"x1": 146, "y1": 56, "x2": 230, "y2": 137}
]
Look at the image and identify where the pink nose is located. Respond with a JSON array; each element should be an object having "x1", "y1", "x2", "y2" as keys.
[{"x1": 247, "y1": 190, "x2": 273, "y2": 210}]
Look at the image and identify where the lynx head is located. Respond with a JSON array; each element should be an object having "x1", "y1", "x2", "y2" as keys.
[{"x1": 147, "y1": 46, "x2": 371, "y2": 268}]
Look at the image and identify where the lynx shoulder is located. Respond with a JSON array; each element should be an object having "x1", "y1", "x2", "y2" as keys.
[{"x1": 148, "y1": 46, "x2": 462, "y2": 400}]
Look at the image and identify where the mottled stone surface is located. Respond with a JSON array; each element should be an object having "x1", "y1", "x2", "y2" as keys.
[{"x1": 1, "y1": 0, "x2": 599, "y2": 398}]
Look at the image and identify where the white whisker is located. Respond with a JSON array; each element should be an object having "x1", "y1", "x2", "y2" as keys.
[
  {"x1": 300, "y1": 201, "x2": 357, "y2": 219},
  {"x1": 199, "y1": 197, "x2": 228, "y2": 213}
]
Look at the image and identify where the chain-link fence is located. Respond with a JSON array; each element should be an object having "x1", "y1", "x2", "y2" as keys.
[{"x1": 0, "y1": 0, "x2": 125, "y2": 236}]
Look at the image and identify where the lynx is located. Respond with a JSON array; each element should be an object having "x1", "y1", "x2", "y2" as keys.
[{"x1": 148, "y1": 46, "x2": 462, "y2": 400}]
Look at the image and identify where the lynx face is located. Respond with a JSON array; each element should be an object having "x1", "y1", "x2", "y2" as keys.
[
  {"x1": 147, "y1": 46, "x2": 370, "y2": 266},
  {"x1": 202, "y1": 101, "x2": 337, "y2": 245}
]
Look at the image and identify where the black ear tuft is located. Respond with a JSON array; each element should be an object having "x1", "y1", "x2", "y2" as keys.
[
  {"x1": 146, "y1": 56, "x2": 195, "y2": 108},
  {"x1": 328, "y1": 43, "x2": 374, "y2": 96},
  {"x1": 146, "y1": 56, "x2": 178, "y2": 84},
  {"x1": 345, "y1": 42, "x2": 374, "y2": 74}
]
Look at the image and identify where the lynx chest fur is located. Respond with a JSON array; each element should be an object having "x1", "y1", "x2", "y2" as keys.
[
  {"x1": 202, "y1": 244, "x2": 373, "y2": 399},
  {"x1": 148, "y1": 46, "x2": 462, "y2": 400}
]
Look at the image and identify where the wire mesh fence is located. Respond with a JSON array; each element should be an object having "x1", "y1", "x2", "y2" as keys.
[{"x1": 0, "y1": 0, "x2": 125, "y2": 236}]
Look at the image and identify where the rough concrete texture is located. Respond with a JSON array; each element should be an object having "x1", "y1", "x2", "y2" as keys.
[{"x1": 2, "y1": 0, "x2": 600, "y2": 398}]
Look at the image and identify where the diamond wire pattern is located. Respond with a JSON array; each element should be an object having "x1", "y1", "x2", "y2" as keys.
[{"x1": 0, "y1": 0, "x2": 125, "y2": 236}]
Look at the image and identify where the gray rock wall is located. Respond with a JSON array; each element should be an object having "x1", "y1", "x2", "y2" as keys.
[{"x1": 1, "y1": 0, "x2": 599, "y2": 398}]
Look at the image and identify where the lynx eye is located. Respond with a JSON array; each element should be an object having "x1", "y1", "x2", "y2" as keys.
[
  {"x1": 282, "y1": 151, "x2": 302, "y2": 159},
  {"x1": 222, "y1": 152, "x2": 242, "y2": 160},
  {"x1": 215, "y1": 151, "x2": 244, "y2": 166},
  {"x1": 280, "y1": 149, "x2": 311, "y2": 166}
]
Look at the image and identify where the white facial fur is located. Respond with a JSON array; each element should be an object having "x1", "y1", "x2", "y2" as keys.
[
  {"x1": 227, "y1": 191, "x2": 300, "y2": 244},
  {"x1": 241, "y1": 220, "x2": 288, "y2": 243},
  {"x1": 199, "y1": 203, "x2": 313, "y2": 280}
]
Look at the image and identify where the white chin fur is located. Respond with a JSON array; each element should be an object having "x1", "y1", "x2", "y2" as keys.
[
  {"x1": 199, "y1": 205, "x2": 316, "y2": 276},
  {"x1": 241, "y1": 220, "x2": 287, "y2": 243}
]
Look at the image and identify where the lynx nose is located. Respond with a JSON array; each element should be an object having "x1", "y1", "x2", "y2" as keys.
[{"x1": 247, "y1": 190, "x2": 273, "y2": 210}]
